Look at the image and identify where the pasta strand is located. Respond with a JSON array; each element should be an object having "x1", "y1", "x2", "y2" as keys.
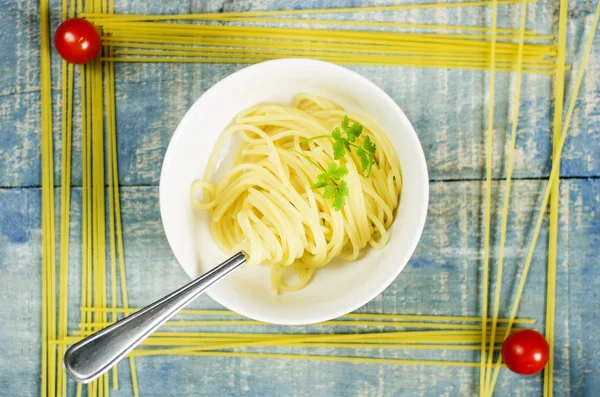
[
  {"x1": 479, "y1": 0, "x2": 498, "y2": 392},
  {"x1": 544, "y1": 0, "x2": 568, "y2": 395},
  {"x1": 487, "y1": 0, "x2": 600, "y2": 393},
  {"x1": 483, "y1": 0, "x2": 527, "y2": 392}
]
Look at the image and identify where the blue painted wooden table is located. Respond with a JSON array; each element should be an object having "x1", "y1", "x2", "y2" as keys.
[{"x1": 1, "y1": 0, "x2": 599, "y2": 396}]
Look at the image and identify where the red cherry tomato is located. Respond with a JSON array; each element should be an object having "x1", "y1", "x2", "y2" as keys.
[
  {"x1": 54, "y1": 18, "x2": 101, "y2": 64},
  {"x1": 501, "y1": 329, "x2": 549, "y2": 375}
]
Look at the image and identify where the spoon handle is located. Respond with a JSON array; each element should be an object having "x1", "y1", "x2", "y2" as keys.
[{"x1": 64, "y1": 252, "x2": 246, "y2": 383}]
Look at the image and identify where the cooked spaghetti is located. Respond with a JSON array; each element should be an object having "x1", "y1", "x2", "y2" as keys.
[{"x1": 190, "y1": 94, "x2": 401, "y2": 294}]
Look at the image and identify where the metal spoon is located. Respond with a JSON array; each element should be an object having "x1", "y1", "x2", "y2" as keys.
[{"x1": 64, "y1": 251, "x2": 246, "y2": 383}]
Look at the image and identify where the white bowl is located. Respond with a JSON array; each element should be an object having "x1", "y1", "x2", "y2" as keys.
[{"x1": 159, "y1": 59, "x2": 428, "y2": 325}]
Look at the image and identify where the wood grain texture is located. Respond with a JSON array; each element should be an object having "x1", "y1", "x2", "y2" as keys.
[
  {"x1": 0, "y1": 0, "x2": 599, "y2": 395},
  {"x1": 1, "y1": 181, "x2": 599, "y2": 396}
]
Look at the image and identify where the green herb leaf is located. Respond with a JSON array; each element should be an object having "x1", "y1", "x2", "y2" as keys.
[
  {"x1": 341, "y1": 115, "x2": 349, "y2": 130},
  {"x1": 346, "y1": 122, "x2": 363, "y2": 142},
  {"x1": 337, "y1": 180, "x2": 349, "y2": 197},
  {"x1": 363, "y1": 135, "x2": 376, "y2": 154},
  {"x1": 323, "y1": 184, "x2": 336, "y2": 199},
  {"x1": 311, "y1": 180, "x2": 328, "y2": 189},
  {"x1": 333, "y1": 194, "x2": 346, "y2": 211},
  {"x1": 342, "y1": 140, "x2": 351, "y2": 152},
  {"x1": 331, "y1": 164, "x2": 348, "y2": 180},
  {"x1": 332, "y1": 140, "x2": 346, "y2": 160},
  {"x1": 301, "y1": 115, "x2": 376, "y2": 211},
  {"x1": 332, "y1": 127, "x2": 342, "y2": 141},
  {"x1": 356, "y1": 147, "x2": 370, "y2": 172}
]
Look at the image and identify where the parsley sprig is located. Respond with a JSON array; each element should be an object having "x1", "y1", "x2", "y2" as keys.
[
  {"x1": 310, "y1": 162, "x2": 349, "y2": 211},
  {"x1": 298, "y1": 115, "x2": 377, "y2": 211}
]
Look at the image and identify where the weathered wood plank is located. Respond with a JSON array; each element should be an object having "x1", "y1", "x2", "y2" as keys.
[
  {"x1": 0, "y1": 179, "x2": 598, "y2": 396},
  {"x1": 1, "y1": 0, "x2": 600, "y2": 395},
  {"x1": 1, "y1": 0, "x2": 600, "y2": 186}
]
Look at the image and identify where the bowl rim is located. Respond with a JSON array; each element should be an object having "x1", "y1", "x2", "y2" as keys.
[{"x1": 159, "y1": 58, "x2": 429, "y2": 324}]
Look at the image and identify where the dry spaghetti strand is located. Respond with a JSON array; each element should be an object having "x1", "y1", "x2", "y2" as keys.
[
  {"x1": 483, "y1": 0, "x2": 527, "y2": 393},
  {"x1": 39, "y1": 0, "x2": 57, "y2": 396},
  {"x1": 479, "y1": 0, "x2": 498, "y2": 393},
  {"x1": 90, "y1": 16, "x2": 558, "y2": 74},
  {"x1": 41, "y1": 2, "x2": 577, "y2": 396},
  {"x1": 544, "y1": 0, "x2": 569, "y2": 395},
  {"x1": 487, "y1": 1, "x2": 600, "y2": 394}
]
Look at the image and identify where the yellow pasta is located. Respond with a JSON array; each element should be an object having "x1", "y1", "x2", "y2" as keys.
[
  {"x1": 191, "y1": 95, "x2": 401, "y2": 294},
  {"x1": 89, "y1": 15, "x2": 559, "y2": 74},
  {"x1": 78, "y1": 320, "x2": 515, "y2": 331},
  {"x1": 40, "y1": 0, "x2": 53, "y2": 394},
  {"x1": 486, "y1": 0, "x2": 600, "y2": 394},
  {"x1": 39, "y1": 0, "x2": 600, "y2": 395},
  {"x1": 101, "y1": 34, "x2": 555, "y2": 56},
  {"x1": 56, "y1": 334, "x2": 507, "y2": 351},
  {"x1": 149, "y1": 17, "x2": 544, "y2": 37},
  {"x1": 104, "y1": 43, "x2": 555, "y2": 72},
  {"x1": 57, "y1": 0, "x2": 74, "y2": 394},
  {"x1": 544, "y1": 0, "x2": 569, "y2": 395},
  {"x1": 479, "y1": 0, "x2": 498, "y2": 393},
  {"x1": 79, "y1": 307, "x2": 535, "y2": 324},
  {"x1": 482, "y1": 0, "x2": 527, "y2": 393},
  {"x1": 130, "y1": 350, "x2": 489, "y2": 368},
  {"x1": 82, "y1": 0, "x2": 537, "y2": 21}
]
